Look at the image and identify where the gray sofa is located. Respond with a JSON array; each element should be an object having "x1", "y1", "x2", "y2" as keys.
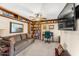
[{"x1": 2, "y1": 33, "x2": 34, "y2": 56}]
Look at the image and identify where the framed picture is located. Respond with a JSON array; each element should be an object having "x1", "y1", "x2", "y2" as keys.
[
  {"x1": 10, "y1": 22, "x2": 23, "y2": 33},
  {"x1": 49, "y1": 25, "x2": 54, "y2": 29}
]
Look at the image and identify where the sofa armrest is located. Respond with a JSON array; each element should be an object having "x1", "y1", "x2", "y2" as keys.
[{"x1": 9, "y1": 37, "x2": 16, "y2": 56}]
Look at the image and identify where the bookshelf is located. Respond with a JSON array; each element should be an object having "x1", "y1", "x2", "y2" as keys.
[{"x1": 31, "y1": 21, "x2": 41, "y2": 39}]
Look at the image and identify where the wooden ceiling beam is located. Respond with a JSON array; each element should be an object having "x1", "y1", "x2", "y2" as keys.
[{"x1": 0, "y1": 6, "x2": 30, "y2": 21}]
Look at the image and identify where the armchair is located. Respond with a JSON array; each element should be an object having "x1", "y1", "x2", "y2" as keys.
[{"x1": 44, "y1": 31, "x2": 53, "y2": 42}]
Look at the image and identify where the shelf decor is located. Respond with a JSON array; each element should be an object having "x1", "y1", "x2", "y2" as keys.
[{"x1": 49, "y1": 25, "x2": 54, "y2": 29}]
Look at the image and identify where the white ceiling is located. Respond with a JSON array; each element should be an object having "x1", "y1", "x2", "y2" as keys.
[{"x1": 0, "y1": 3, "x2": 66, "y2": 20}]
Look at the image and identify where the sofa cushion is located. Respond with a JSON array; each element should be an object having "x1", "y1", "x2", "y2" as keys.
[
  {"x1": 14, "y1": 40, "x2": 29, "y2": 54},
  {"x1": 14, "y1": 35, "x2": 21, "y2": 42},
  {"x1": 15, "y1": 40, "x2": 27, "y2": 50},
  {"x1": 21, "y1": 34, "x2": 27, "y2": 40},
  {"x1": 61, "y1": 50, "x2": 70, "y2": 56},
  {"x1": 14, "y1": 39, "x2": 34, "y2": 55}
]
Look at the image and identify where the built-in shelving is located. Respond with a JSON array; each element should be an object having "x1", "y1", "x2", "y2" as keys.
[
  {"x1": 0, "y1": 7, "x2": 30, "y2": 23},
  {"x1": 30, "y1": 21, "x2": 41, "y2": 39}
]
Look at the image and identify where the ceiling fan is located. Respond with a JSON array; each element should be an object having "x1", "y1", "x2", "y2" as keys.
[
  {"x1": 13, "y1": 4, "x2": 46, "y2": 21},
  {"x1": 29, "y1": 13, "x2": 46, "y2": 21}
]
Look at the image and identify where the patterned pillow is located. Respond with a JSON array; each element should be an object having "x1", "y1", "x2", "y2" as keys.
[{"x1": 57, "y1": 44, "x2": 64, "y2": 55}]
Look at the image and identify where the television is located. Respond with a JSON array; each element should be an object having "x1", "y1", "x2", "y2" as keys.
[
  {"x1": 75, "y1": 4, "x2": 79, "y2": 19},
  {"x1": 58, "y1": 3, "x2": 77, "y2": 30},
  {"x1": 10, "y1": 22, "x2": 23, "y2": 33}
]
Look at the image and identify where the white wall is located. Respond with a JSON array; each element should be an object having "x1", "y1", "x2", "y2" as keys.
[
  {"x1": 0, "y1": 16, "x2": 28, "y2": 37},
  {"x1": 41, "y1": 23, "x2": 60, "y2": 40},
  {"x1": 60, "y1": 20, "x2": 79, "y2": 56}
]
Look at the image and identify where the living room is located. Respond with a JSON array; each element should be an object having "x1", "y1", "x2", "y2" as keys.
[{"x1": 0, "y1": 3, "x2": 79, "y2": 56}]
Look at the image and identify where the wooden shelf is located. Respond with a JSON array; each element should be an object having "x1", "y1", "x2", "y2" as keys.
[
  {"x1": 0, "y1": 7, "x2": 30, "y2": 23},
  {"x1": 30, "y1": 21, "x2": 41, "y2": 38}
]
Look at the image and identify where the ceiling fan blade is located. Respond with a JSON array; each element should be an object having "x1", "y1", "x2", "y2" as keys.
[{"x1": 29, "y1": 16, "x2": 35, "y2": 19}]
